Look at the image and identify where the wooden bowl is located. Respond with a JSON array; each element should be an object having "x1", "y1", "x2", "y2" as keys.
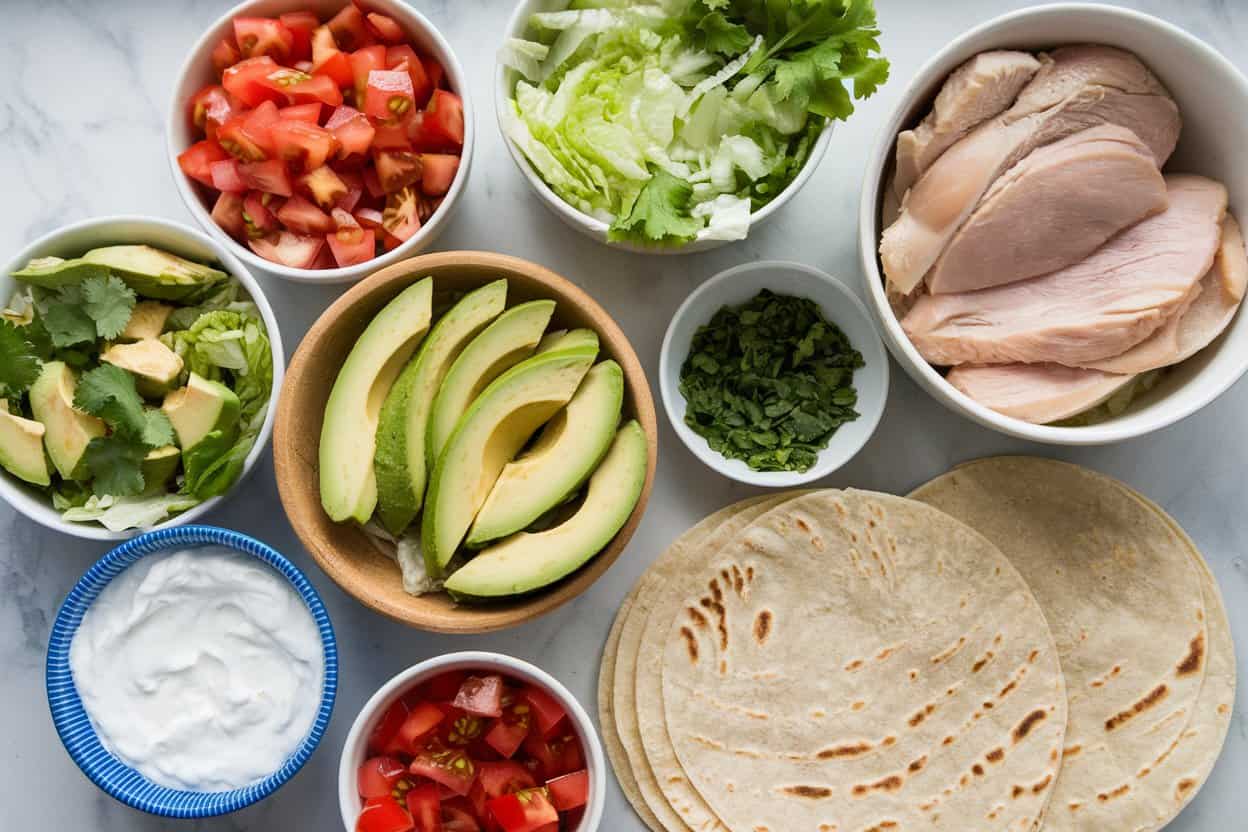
[{"x1": 274, "y1": 251, "x2": 657, "y2": 633}]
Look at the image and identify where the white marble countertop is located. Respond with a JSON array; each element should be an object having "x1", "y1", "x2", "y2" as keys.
[{"x1": 2, "y1": 0, "x2": 1245, "y2": 829}]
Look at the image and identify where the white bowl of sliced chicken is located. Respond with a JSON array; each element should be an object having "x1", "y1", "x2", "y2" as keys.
[{"x1": 858, "y1": 4, "x2": 1248, "y2": 444}]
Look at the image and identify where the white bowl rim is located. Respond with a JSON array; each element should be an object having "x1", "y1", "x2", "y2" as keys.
[
  {"x1": 492, "y1": 0, "x2": 834, "y2": 254},
  {"x1": 660, "y1": 260, "x2": 890, "y2": 487},
  {"x1": 0, "y1": 214, "x2": 286, "y2": 541},
  {"x1": 857, "y1": 2, "x2": 1248, "y2": 446},
  {"x1": 166, "y1": 0, "x2": 475, "y2": 284},
  {"x1": 337, "y1": 651, "x2": 606, "y2": 832}
]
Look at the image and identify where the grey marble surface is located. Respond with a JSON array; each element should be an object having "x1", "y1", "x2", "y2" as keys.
[{"x1": 2, "y1": 0, "x2": 1246, "y2": 828}]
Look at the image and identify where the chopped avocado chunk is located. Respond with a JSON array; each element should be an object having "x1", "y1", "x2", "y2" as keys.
[
  {"x1": 445, "y1": 420, "x2": 648, "y2": 598},
  {"x1": 29, "y1": 361, "x2": 105, "y2": 480},
  {"x1": 163, "y1": 372, "x2": 240, "y2": 451},
  {"x1": 101, "y1": 339, "x2": 184, "y2": 397},
  {"x1": 141, "y1": 445, "x2": 181, "y2": 487},
  {"x1": 427, "y1": 299, "x2": 555, "y2": 463},
  {"x1": 320, "y1": 279, "x2": 433, "y2": 524},
  {"x1": 422, "y1": 344, "x2": 598, "y2": 576},
  {"x1": 0, "y1": 401, "x2": 51, "y2": 486},
  {"x1": 536, "y1": 327, "x2": 599, "y2": 355},
  {"x1": 467, "y1": 360, "x2": 624, "y2": 546},
  {"x1": 121, "y1": 301, "x2": 174, "y2": 341},
  {"x1": 13, "y1": 246, "x2": 228, "y2": 302},
  {"x1": 374, "y1": 280, "x2": 507, "y2": 535}
]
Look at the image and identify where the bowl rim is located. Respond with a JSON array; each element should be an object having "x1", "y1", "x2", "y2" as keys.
[
  {"x1": 165, "y1": 0, "x2": 475, "y2": 284},
  {"x1": 659, "y1": 260, "x2": 889, "y2": 487},
  {"x1": 273, "y1": 249, "x2": 658, "y2": 632},
  {"x1": 856, "y1": 2, "x2": 1248, "y2": 446},
  {"x1": 0, "y1": 214, "x2": 285, "y2": 540},
  {"x1": 492, "y1": 0, "x2": 834, "y2": 254},
  {"x1": 45, "y1": 524, "x2": 338, "y2": 818},
  {"x1": 337, "y1": 651, "x2": 606, "y2": 832}
]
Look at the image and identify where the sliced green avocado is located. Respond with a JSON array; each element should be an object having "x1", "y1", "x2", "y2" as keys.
[
  {"x1": 163, "y1": 372, "x2": 240, "y2": 451},
  {"x1": 13, "y1": 246, "x2": 229, "y2": 302},
  {"x1": 536, "y1": 328, "x2": 598, "y2": 355},
  {"x1": 422, "y1": 344, "x2": 598, "y2": 576},
  {"x1": 426, "y1": 300, "x2": 555, "y2": 464},
  {"x1": 101, "y1": 339, "x2": 184, "y2": 398},
  {"x1": 0, "y1": 401, "x2": 51, "y2": 487},
  {"x1": 141, "y1": 445, "x2": 181, "y2": 487},
  {"x1": 121, "y1": 301, "x2": 175, "y2": 341},
  {"x1": 374, "y1": 280, "x2": 508, "y2": 535},
  {"x1": 29, "y1": 361, "x2": 106, "y2": 480},
  {"x1": 467, "y1": 360, "x2": 624, "y2": 546},
  {"x1": 445, "y1": 420, "x2": 648, "y2": 598},
  {"x1": 320, "y1": 278, "x2": 433, "y2": 524}
]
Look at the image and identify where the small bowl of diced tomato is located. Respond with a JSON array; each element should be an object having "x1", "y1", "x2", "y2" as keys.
[
  {"x1": 340, "y1": 652, "x2": 605, "y2": 832},
  {"x1": 169, "y1": 0, "x2": 472, "y2": 283}
]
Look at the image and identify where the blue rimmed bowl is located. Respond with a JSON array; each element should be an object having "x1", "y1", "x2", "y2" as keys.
[{"x1": 45, "y1": 525, "x2": 338, "y2": 818}]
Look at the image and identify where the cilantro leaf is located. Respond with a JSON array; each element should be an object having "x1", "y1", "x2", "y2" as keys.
[
  {"x1": 141, "y1": 409, "x2": 176, "y2": 448},
  {"x1": 608, "y1": 169, "x2": 702, "y2": 245},
  {"x1": 74, "y1": 364, "x2": 148, "y2": 438},
  {"x1": 698, "y1": 11, "x2": 753, "y2": 55},
  {"x1": 41, "y1": 292, "x2": 98, "y2": 348},
  {"x1": 0, "y1": 320, "x2": 42, "y2": 398},
  {"x1": 84, "y1": 435, "x2": 147, "y2": 497},
  {"x1": 82, "y1": 275, "x2": 136, "y2": 340}
]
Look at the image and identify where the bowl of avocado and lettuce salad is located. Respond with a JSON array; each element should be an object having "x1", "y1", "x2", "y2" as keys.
[
  {"x1": 495, "y1": 0, "x2": 889, "y2": 251},
  {"x1": 0, "y1": 217, "x2": 281, "y2": 539}
]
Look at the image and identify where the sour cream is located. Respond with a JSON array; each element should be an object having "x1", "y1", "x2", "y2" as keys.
[{"x1": 69, "y1": 546, "x2": 324, "y2": 792}]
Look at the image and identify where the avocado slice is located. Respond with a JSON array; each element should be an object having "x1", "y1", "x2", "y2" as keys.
[
  {"x1": 422, "y1": 344, "x2": 598, "y2": 576},
  {"x1": 426, "y1": 300, "x2": 555, "y2": 464},
  {"x1": 536, "y1": 328, "x2": 599, "y2": 355},
  {"x1": 121, "y1": 301, "x2": 175, "y2": 341},
  {"x1": 29, "y1": 361, "x2": 106, "y2": 480},
  {"x1": 141, "y1": 445, "x2": 181, "y2": 487},
  {"x1": 163, "y1": 372, "x2": 241, "y2": 451},
  {"x1": 320, "y1": 279, "x2": 433, "y2": 524},
  {"x1": 0, "y1": 401, "x2": 51, "y2": 487},
  {"x1": 467, "y1": 360, "x2": 624, "y2": 546},
  {"x1": 374, "y1": 280, "x2": 508, "y2": 535},
  {"x1": 101, "y1": 339, "x2": 185, "y2": 397},
  {"x1": 12, "y1": 246, "x2": 228, "y2": 302},
  {"x1": 445, "y1": 420, "x2": 648, "y2": 598}
]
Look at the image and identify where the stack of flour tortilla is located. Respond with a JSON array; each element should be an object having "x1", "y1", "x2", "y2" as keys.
[{"x1": 599, "y1": 458, "x2": 1234, "y2": 832}]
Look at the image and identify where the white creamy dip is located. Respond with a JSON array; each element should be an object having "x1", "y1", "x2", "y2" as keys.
[{"x1": 69, "y1": 546, "x2": 324, "y2": 792}]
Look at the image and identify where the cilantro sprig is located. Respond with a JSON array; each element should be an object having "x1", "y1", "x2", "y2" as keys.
[
  {"x1": 39, "y1": 275, "x2": 136, "y2": 347},
  {"x1": 0, "y1": 320, "x2": 42, "y2": 400},
  {"x1": 73, "y1": 364, "x2": 173, "y2": 496}
]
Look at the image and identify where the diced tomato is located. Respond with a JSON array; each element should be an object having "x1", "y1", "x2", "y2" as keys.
[
  {"x1": 454, "y1": 676, "x2": 504, "y2": 719},
  {"x1": 476, "y1": 760, "x2": 537, "y2": 802},
  {"x1": 357, "y1": 797, "x2": 415, "y2": 832},
  {"x1": 486, "y1": 789, "x2": 558, "y2": 832},
  {"x1": 396, "y1": 700, "x2": 445, "y2": 752},
  {"x1": 244, "y1": 99, "x2": 282, "y2": 151},
  {"x1": 355, "y1": 207, "x2": 385, "y2": 230},
  {"x1": 417, "y1": 195, "x2": 443, "y2": 225},
  {"x1": 301, "y1": 165, "x2": 349, "y2": 208},
  {"x1": 521, "y1": 732, "x2": 582, "y2": 781},
  {"x1": 441, "y1": 806, "x2": 481, "y2": 832},
  {"x1": 408, "y1": 747, "x2": 476, "y2": 797},
  {"x1": 407, "y1": 111, "x2": 458, "y2": 154},
  {"x1": 277, "y1": 195, "x2": 334, "y2": 234},
  {"x1": 287, "y1": 72, "x2": 345, "y2": 107},
  {"x1": 335, "y1": 169, "x2": 365, "y2": 211},
  {"x1": 210, "y1": 158, "x2": 247, "y2": 193},
  {"x1": 420, "y1": 154, "x2": 459, "y2": 197},
  {"x1": 211, "y1": 191, "x2": 247, "y2": 238},
  {"x1": 189, "y1": 85, "x2": 239, "y2": 139},
  {"x1": 358, "y1": 756, "x2": 409, "y2": 799},
  {"x1": 211, "y1": 36, "x2": 241, "y2": 76},
  {"x1": 545, "y1": 770, "x2": 588, "y2": 811},
  {"x1": 422, "y1": 56, "x2": 446, "y2": 92},
  {"x1": 177, "y1": 140, "x2": 229, "y2": 186},
  {"x1": 271, "y1": 120, "x2": 338, "y2": 170},
  {"x1": 423, "y1": 90, "x2": 464, "y2": 149},
  {"x1": 326, "y1": 105, "x2": 376, "y2": 157},
  {"x1": 249, "y1": 230, "x2": 325, "y2": 268},
  {"x1": 234, "y1": 17, "x2": 294, "y2": 60},
  {"x1": 365, "y1": 12, "x2": 406, "y2": 44},
  {"x1": 223, "y1": 56, "x2": 286, "y2": 107},
  {"x1": 375, "y1": 151, "x2": 423, "y2": 193},
  {"x1": 218, "y1": 116, "x2": 265, "y2": 162},
  {"x1": 386, "y1": 45, "x2": 433, "y2": 107},
  {"x1": 484, "y1": 699, "x2": 531, "y2": 759},
  {"x1": 364, "y1": 69, "x2": 415, "y2": 122},
  {"x1": 438, "y1": 705, "x2": 487, "y2": 749},
  {"x1": 311, "y1": 243, "x2": 338, "y2": 269},
  {"x1": 363, "y1": 167, "x2": 386, "y2": 199},
  {"x1": 239, "y1": 159, "x2": 293, "y2": 196},
  {"x1": 381, "y1": 185, "x2": 422, "y2": 244},
  {"x1": 404, "y1": 783, "x2": 443, "y2": 832},
  {"x1": 328, "y1": 4, "x2": 374, "y2": 52},
  {"x1": 372, "y1": 109, "x2": 415, "y2": 151},
  {"x1": 327, "y1": 216, "x2": 376, "y2": 268},
  {"x1": 350, "y1": 45, "x2": 388, "y2": 106},
  {"x1": 242, "y1": 191, "x2": 279, "y2": 238},
  {"x1": 369, "y1": 698, "x2": 411, "y2": 756},
  {"x1": 280, "y1": 11, "x2": 319, "y2": 62},
  {"x1": 312, "y1": 25, "x2": 355, "y2": 87},
  {"x1": 520, "y1": 688, "x2": 566, "y2": 738},
  {"x1": 279, "y1": 102, "x2": 323, "y2": 123}
]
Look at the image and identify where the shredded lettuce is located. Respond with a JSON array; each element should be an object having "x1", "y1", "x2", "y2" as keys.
[{"x1": 62, "y1": 491, "x2": 200, "y2": 532}]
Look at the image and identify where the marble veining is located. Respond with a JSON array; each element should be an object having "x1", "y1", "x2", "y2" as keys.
[{"x1": 1, "y1": 0, "x2": 1245, "y2": 829}]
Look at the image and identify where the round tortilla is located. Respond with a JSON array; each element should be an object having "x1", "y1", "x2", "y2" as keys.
[
  {"x1": 911, "y1": 458, "x2": 1210, "y2": 831},
  {"x1": 661, "y1": 489, "x2": 1067, "y2": 832}
]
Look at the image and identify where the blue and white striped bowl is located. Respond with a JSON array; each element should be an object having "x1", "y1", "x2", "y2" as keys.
[{"x1": 46, "y1": 525, "x2": 338, "y2": 818}]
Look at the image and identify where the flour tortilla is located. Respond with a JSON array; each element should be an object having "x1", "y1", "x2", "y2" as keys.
[
  {"x1": 911, "y1": 458, "x2": 1210, "y2": 832},
  {"x1": 662, "y1": 490, "x2": 1067, "y2": 832}
]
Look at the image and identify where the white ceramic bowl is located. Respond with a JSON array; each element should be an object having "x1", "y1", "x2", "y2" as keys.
[
  {"x1": 0, "y1": 216, "x2": 285, "y2": 541},
  {"x1": 858, "y1": 3, "x2": 1248, "y2": 445},
  {"x1": 168, "y1": 0, "x2": 474, "y2": 284},
  {"x1": 494, "y1": 0, "x2": 833, "y2": 255},
  {"x1": 338, "y1": 652, "x2": 606, "y2": 832},
  {"x1": 660, "y1": 261, "x2": 889, "y2": 487}
]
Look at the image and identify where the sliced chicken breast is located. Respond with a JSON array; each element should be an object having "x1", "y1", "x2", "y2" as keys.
[
  {"x1": 1083, "y1": 214, "x2": 1248, "y2": 373},
  {"x1": 926, "y1": 125, "x2": 1168, "y2": 294},
  {"x1": 881, "y1": 45, "x2": 1181, "y2": 297},
  {"x1": 901, "y1": 175, "x2": 1228, "y2": 367},
  {"x1": 946, "y1": 363, "x2": 1134, "y2": 423}
]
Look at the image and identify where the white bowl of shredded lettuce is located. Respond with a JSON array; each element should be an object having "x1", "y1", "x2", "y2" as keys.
[{"x1": 495, "y1": 0, "x2": 889, "y2": 252}]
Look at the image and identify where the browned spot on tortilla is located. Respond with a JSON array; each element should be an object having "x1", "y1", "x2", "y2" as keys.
[
  {"x1": 1032, "y1": 774, "x2": 1053, "y2": 794},
  {"x1": 754, "y1": 610, "x2": 773, "y2": 645},
  {"x1": 688, "y1": 607, "x2": 708, "y2": 629},
  {"x1": 691, "y1": 735, "x2": 724, "y2": 750},
  {"x1": 972, "y1": 652, "x2": 994, "y2": 673},
  {"x1": 782, "y1": 785, "x2": 832, "y2": 799},
  {"x1": 667, "y1": 775, "x2": 683, "y2": 784},
  {"x1": 1064, "y1": 744, "x2": 1082, "y2": 758},
  {"x1": 1028, "y1": 649, "x2": 1039, "y2": 663},
  {"x1": 709, "y1": 578, "x2": 723, "y2": 603},
  {"x1": 746, "y1": 566, "x2": 754, "y2": 582},
  {"x1": 909, "y1": 669, "x2": 919, "y2": 681},
  {"x1": 734, "y1": 748, "x2": 761, "y2": 759},
  {"x1": 1175, "y1": 778, "x2": 1196, "y2": 800},
  {"x1": 1013, "y1": 709, "x2": 1047, "y2": 744},
  {"x1": 986, "y1": 748, "x2": 1004, "y2": 763},
  {"x1": 882, "y1": 735, "x2": 896, "y2": 747},
  {"x1": 1011, "y1": 785, "x2": 1024, "y2": 799},
  {"x1": 999, "y1": 679, "x2": 1018, "y2": 698},
  {"x1": 719, "y1": 659, "x2": 727, "y2": 675},
  {"x1": 752, "y1": 826, "x2": 767, "y2": 832},
  {"x1": 868, "y1": 518, "x2": 877, "y2": 528},
  {"x1": 795, "y1": 517, "x2": 811, "y2": 532},
  {"x1": 1097, "y1": 784, "x2": 1129, "y2": 802},
  {"x1": 1219, "y1": 703, "x2": 1230, "y2": 715},
  {"x1": 819, "y1": 741, "x2": 872, "y2": 759},
  {"x1": 919, "y1": 800, "x2": 937, "y2": 812},
  {"x1": 931, "y1": 635, "x2": 968, "y2": 665},
  {"x1": 721, "y1": 568, "x2": 732, "y2": 585},
  {"x1": 851, "y1": 776, "x2": 902, "y2": 797},
  {"x1": 908, "y1": 703, "x2": 936, "y2": 727},
  {"x1": 942, "y1": 736, "x2": 954, "y2": 746},
  {"x1": 852, "y1": 701, "x2": 866, "y2": 711},
  {"x1": 812, "y1": 709, "x2": 826, "y2": 719},
  {"x1": 1106, "y1": 684, "x2": 1169, "y2": 731},
  {"x1": 863, "y1": 824, "x2": 897, "y2": 832},
  {"x1": 699, "y1": 597, "x2": 729, "y2": 651},
  {"x1": 1050, "y1": 748, "x2": 1059, "y2": 762},
  {"x1": 983, "y1": 701, "x2": 994, "y2": 710},
  {"x1": 681, "y1": 627, "x2": 699, "y2": 663},
  {"x1": 959, "y1": 774, "x2": 970, "y2": 787},
  {"x1": 876, "y1": 645, "x2": 900, "y2": 661},
  {"x1": 1176, "y1": 632, "x2": 1205, "y2": 677},
  {"x1": 845, "y1": 658, "x2": 865, "y2": 672},
  {"x1": 909, "y1": 755, "x2": 928, "y2": 773},
  {"x1": 972, "y1": 764, "x2": 984, "y2": 776},
  {"x1": 850, "y1": 531, "x2": 859, "y2": 543},
  {"x1": 731, "y1": 564, "x2": 745, "y2": 595},
  {"x1": 1069, "y1": 802, "x2": 1083, "y2": 812}
]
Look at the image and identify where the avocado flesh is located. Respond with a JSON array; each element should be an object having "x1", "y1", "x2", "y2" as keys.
[
  {"x1": 0, "y1": 401, "x2": 51, "y2": 487},
  {"x1": 536, "y1": 328, "x2": 599, "y2": 355},
  {"x1": 29, "y1": 362, "x2": 105, "y2": 480},
  {"x1": 101, "y1": 339, "x2": 184, "y2": 398},
  {"x1": 13, "y1": 246, "x2": 228, "y2": 302},
  {"x1": 426, "y1": 300, "x2": 555, "y2": 464},
  {"x1": 121, "y1": 301, "x2": 174, "y2": 341},
  {"x1": 422, "y1": 345, "x2": 597, "y2": 576},
  {"x1": 445, "y1": 420, "x2": 647, "y2": 598},
  {"x1": 141, "y1": 445, "x2": 181, "y2": 486},
  {"x1": 320, "y1": 278, "x2": 433, "y2": 524},
  {"x1": 374, "y1": 280, "x2": 508, "y2": 535},
  {"x1": 467, "y1": 360, "x2": 624, "y2": 546},
  {"x1": 163, "y1": 372, "x2": 241, "y2": 451}
]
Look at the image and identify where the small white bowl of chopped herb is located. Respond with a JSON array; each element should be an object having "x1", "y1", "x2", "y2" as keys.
[
  {"x1": 0, "y1": 216, "x2": 283, "y2": 540},
  {"x1": 660, "y1": 261, "x2": 888, "y2": 486}
]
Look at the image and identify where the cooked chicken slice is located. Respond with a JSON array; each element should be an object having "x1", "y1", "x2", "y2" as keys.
[{"x1": 946, "y1": 363, "x2": 1134, "y2": 424}]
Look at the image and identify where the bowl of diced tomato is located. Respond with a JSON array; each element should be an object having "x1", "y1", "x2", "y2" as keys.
[
  {"x1": 169, "y1": 0, "x2": 472, "y2": 283},
  {"x1": 340, "y1": 652, "x2": 604, "y2": 832}
]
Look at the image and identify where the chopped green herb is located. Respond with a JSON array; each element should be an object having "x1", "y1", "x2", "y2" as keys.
[
  {"x1": 83, "y1": 435, "x2": 149, "y2": 497},
  {"x1": 74, "y1": 364, "x2": 148, "y2": 438},
  {"x1": 678, "y1": 289, "x2": 863, "y2": 472},
  {"x1": 41, "y1": 286, "x2": 98, "y2": 348},
  {"x1": 0, "y1": 320, "x2": 42, "y2": 399},
  {"x1": 82, "y1": 274, "x2": 137, "y2": 340}
]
